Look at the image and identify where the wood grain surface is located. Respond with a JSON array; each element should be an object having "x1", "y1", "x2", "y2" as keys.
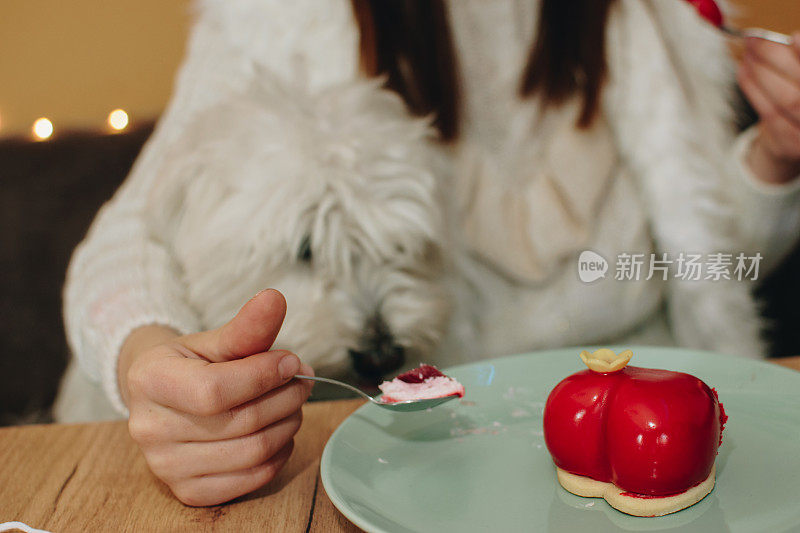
[
  {"x1": 772, "y1": 355, "x2": 800, "y2": 372},
  {"x1": 0, "y1": 399, "x2": 365, "y2": 532},
  {"x1": 1, "y1": 358, "x2": 799, "y2": 533}
]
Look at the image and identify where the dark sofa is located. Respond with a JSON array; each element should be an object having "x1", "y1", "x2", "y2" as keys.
[{"x1": 0, "y1": 125, "x2": 154, "y2": 425}]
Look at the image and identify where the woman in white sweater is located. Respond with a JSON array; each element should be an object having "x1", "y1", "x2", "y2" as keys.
[{"x1": 58, "y1": 0, "x2": 800, "y2": 505}]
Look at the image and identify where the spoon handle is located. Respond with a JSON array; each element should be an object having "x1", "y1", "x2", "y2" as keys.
[
  {"x1": 722, "y1": 25, "x2": 793, "y2": 46},
  {"x1": 294, "y1": 375, "x2": 376, "y2": 403}
]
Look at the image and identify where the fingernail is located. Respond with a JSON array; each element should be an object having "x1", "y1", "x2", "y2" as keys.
[
  {"x1": 279, "y1": 354, "x2": 300, "y2": 380},
  {"x1": 252, "y1": 288, "x2": 272, "y2": 300}
]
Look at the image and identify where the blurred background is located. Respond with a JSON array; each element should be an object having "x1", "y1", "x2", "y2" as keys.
[{"x1": 1, "y1": 0, "x2": 799, "y2": 425}]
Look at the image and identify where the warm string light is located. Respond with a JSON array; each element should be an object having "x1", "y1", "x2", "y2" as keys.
[
  {"x1": 17, "y1": 109, "x2": 130, "y2": 141},
  {"x1": 32, "y1": 117, "x2": 54, "y2": 140},
  {"x1": 107, "y1": 109, "x2": 129, "y2": 132}
]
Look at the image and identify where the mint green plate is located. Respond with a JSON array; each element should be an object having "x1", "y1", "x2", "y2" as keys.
[{"x1": 320, "y1": 347, "x2": 800, "y2": 532}]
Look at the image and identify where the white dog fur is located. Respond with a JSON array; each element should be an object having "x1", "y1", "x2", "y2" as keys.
[{"x1": 147, "y1": 73, "x2": 452, "y2": 379}]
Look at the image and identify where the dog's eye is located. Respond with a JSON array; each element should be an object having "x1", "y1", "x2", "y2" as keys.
[
  {"x1": 298, "y1": 235, "x2": 312, "y2": 263},
  {"x1": 421, "y1": 241, "x2": 442, "y2": 266}
]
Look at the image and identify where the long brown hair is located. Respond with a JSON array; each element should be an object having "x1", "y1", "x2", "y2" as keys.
[{"x1": 352, "y1": 0, "x2": 617, "y2": 140}]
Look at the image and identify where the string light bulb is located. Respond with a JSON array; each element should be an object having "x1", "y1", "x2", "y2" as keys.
[
  {"x1": 107, "y1": 109, "x2": 129, "y2": 132},
  {"x1": 32, "y1": 117, "x2": 54, "y2": 140}
]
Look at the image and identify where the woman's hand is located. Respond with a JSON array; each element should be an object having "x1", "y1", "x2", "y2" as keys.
[
  {"x1": 118, "y1": 289, "x2": 314, "y2": 506},
  {"x1": 737, "y1": 33, "x2": 800, "y2": 184}
]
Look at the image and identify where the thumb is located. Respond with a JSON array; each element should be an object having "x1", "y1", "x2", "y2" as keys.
[{"x1": 183, "y1": 289, "x2": 287, "y2": 362}]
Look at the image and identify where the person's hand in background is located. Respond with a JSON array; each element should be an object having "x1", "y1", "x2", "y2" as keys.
[
  {"x1": 738, "y1": 33, "x2": 800, "y2": 185},
  {"x1": 118, "y1": 289, "x2": 314, "y2": 506}
]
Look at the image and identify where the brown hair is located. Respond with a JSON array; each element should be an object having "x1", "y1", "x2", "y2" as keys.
[{"x1": 352, "y1": 0, "x2": 617, "y2": 140}]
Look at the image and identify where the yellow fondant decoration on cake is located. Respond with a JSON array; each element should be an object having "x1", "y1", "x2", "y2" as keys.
[{"x1": 578, "y1": 348, "x2": 633, "y2": 373}]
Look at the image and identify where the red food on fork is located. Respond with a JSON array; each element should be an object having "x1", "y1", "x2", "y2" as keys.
[
  {"x1": 543, "y1": 349, "x2": 726, "y2": 516},
  {"x1": 684, "y1": 0, "x2": 724, "y2": 28}
]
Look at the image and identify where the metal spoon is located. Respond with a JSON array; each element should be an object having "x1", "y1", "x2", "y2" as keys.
[
  {"x1": 722, "y1": 26, "x2": 793, "y2": 46},
  {"x1": 294, "y1": 375, "x2": 460, "y2": 412}
]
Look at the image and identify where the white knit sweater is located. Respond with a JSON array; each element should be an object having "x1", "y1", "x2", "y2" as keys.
[{"x1": 61, "y1": 0, "x2": 800, "y2": 417}]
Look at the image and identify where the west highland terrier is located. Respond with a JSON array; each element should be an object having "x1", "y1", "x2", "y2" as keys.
[{"x1": 148, "y1": 72, "x2": 452, "y2": 385}]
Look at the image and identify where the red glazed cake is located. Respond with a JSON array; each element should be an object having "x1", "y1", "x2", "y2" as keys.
[
  {"x1": 685, "y1": 0, "x2": 724, "y2": 28},
  {"x1": 543, "y1": 349, "x2": 727, "y2": 517}
]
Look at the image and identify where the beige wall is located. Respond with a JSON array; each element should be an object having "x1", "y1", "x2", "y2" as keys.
[
  {"x1": 0, "y1": 0, "x2": 190, "y2": 137},
  {"x1": 0, "y1": 0, "x2": 798, "y2": 138}
]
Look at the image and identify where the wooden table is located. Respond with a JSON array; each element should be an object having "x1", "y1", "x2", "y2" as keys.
[
  {"x1": 0, "y1": 399, "x2": 365, "y2": 532},
  {"x1": 2, "y1": 357, "x2": 799, "y2": 532}
]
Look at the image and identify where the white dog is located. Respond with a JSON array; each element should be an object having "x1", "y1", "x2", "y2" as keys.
[{"x1": 147, "y1": 72, "x2": 452, "y2": 385}]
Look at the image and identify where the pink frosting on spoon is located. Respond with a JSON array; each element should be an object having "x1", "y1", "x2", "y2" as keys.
[{"x1": 379, "y1": 364, "x2": 465, "y2": 403}]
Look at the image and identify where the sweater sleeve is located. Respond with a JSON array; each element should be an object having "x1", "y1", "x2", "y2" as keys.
[
  {"x1": 63, "y1": 189, "x2": 203, "y2": 415},
  {"x1": 729, "y1": 126, "x2": 800, "y2": 274},
  {"x1": 603, "y1": 0, "x2": 767, "y2": 358},
  {"x1": 63, "y1": 0, "x2": 360, "y2": 414}
]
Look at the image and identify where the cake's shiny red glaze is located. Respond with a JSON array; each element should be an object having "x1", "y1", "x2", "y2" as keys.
[
  {"x1": 620, "y1": 491, "x2": 672, "y2": 499},
  {"x1": 543, "y1": 366, "x2": 723, "y2": 496},
  {"x1": 542, "y1": 369, "x2": 625, "y2": 482},
  {"x1": 685, "y1": 0, "x2": 724, "y2": 28},
  {"x1": 396, "y1": 364, "x2": 445, "y2": 384}
]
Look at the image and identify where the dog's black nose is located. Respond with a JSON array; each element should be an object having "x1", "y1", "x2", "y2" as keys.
[
  {"x1": 350, "y1": 316, "x2": 406, "y2": 380},
  {"x1": 349, "y1": 340, "x2": 405, "y2": 381}
]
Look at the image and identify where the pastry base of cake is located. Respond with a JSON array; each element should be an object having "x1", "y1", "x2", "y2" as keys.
[{"x1": 556, "y1": 465, "x2": 715, "y2": 517}]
